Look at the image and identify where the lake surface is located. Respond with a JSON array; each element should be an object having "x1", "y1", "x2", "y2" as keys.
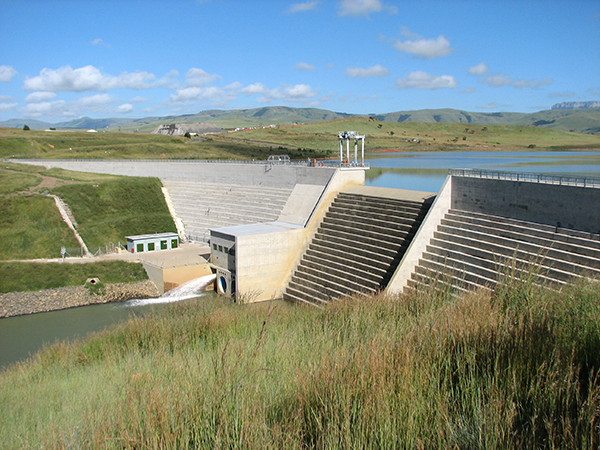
[
  {"x1": 365, "y1": 150, "x2": 600, "y2": 192},
  {"x1": 2, "y1": 150, "x2": 600, "y2": 370}
]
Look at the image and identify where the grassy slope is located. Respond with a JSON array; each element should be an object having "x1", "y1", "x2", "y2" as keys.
[
  {"x1": 52, "y1": 177, "x2": 176, "y2": 250},
  {"x1": 0, "y1": 261, "x2": 148, "y2": 293},
  {"x1": 0, "y1": 276, "x2": 598, "y2": 448},
  {"x1": 0, "y1": 162, "x2": 175, "y2": 260},
  {"x1": 0, "y1": 195, "x2": 81, "y2": 259}
]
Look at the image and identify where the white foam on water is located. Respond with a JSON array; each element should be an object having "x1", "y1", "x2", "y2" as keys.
[{"x1": 125, "y1": 273, "x2": 216, "y2": 307}]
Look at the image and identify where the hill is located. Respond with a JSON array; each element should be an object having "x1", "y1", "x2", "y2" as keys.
[{"x1": 3, "y1": 106, "x2": 599, "y2": 134}]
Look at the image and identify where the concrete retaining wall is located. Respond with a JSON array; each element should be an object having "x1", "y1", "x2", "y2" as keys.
[
  {"x1": 452, "y1": 177, "x2": 600, "y2": 234},
  {"x1": 14, "y1": 159, "x2": 336, "y2": 188}
]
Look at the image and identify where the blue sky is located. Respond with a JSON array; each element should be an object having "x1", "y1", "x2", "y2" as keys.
[{"x1": 1, "y1": 0, "x2": 599, "y2": 123}]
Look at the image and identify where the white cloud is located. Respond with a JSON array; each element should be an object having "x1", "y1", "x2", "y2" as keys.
[
  {"x1": 23, "y1": 65, "x2": 161, "y2": 92},
  {"x1": 395, "y1": 71, "x2": 457, "y2": 90},
  {"x1": 0, "y1": 65, "x2": 17, "y2": 82},
  {"x1": 393, "y1": 35, "x2": 453, "y2": 59},
  {"x1": 241, "y1": 83, "x2": 318, "y2": 103},
  {"x1": 287, "y1": 1, "x2": 319, "y2": 13},
  {"x1": 345, "y1": 64, "x2": 389, "y2": 78},
  {"x1": 240, "y1": 83, "x2": 268, "y2": 96},
  {"x1": 19, "y1": 93, "x2": 121, "y2": 119},
  {"x1": 25, "y1": 91, "x2": 57, "y2": 103},
  {"x1": 548, "y1": 91, "x2": 576, "y2": 99},
  {"x1": 337, "y1": 0, "x2": 396, "y2": 17},
  {"x1": 185, "y1": 67, "x2": 220, "y2": 87},
  {"x1": 169, "y1": 85, "x2": 237, "y2": 107},
  {"x1": 461, "y1": 87, "x2": 476, "y2": 94},
  {"x1": 295, "y1": 62, "x2": 316, "y2": 71},
  {"x1": 468, "y1": 62, "x2": 489, "y2": 76},
  {"x1": 20, "y1": 100, "x2": 69, "y2": 118},
  {"x1": 90, "y1": 38, "x2": 111, "y2": 48},
  {"x1": 478, "y1": 102, "x2": 501, "y2": 110},
  {"x1": 0, "y1": 95, "x2": 14, "y2": 102},
  {"x1": 129, "y1": 96, "x2": 149, "y2": 103},
  {"x1": 116, "y1": 103, "x2": 134, "y2": 113},
  {"x1": 0, "y1": 102, "x2": 18, "y2": 112},
  {"x1": 480, "y1": 73, "x2": 553, "y2": 89}
]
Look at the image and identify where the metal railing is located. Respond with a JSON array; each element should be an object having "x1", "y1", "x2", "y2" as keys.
[
  {"x1": 449, "y1": 168, "x2": 600, "y2": 189},
  {"x1": 5, "y1": 157, "x2": 369, "y2": 168}
]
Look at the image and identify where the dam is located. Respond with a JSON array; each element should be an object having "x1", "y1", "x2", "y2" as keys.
[{"x1": 15, "y1": 156, "x2": 600, "y2": 305}]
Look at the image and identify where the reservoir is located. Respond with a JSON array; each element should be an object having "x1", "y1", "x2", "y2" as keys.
[{"x1": 2, "y1": 150, "x2": 600, "y2": 370}]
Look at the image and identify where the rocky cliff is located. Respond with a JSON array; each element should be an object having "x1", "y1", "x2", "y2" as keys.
[{"x1": 551, "y1": 101, "x2": 600, "y2": 110}]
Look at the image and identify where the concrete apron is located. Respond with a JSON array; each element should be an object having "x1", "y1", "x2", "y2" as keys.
[{"x1": 137, "y1": 243, "x2": 213, "y2": 295}]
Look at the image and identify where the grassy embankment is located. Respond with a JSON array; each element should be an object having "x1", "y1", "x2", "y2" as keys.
[
  {"x1": 0, "y1": 273, "x2": 598, "y2": 448},
  {"x1": 0, "y1": 261, "x2": 148, "y2": 294},
  {"x1": 0, "y1": 162, "x2": 175, "y2": 292}
]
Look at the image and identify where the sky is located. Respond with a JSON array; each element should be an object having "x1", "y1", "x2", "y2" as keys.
[{"x1": 0, "y1": 0, "x2": 599, "y2": 123}]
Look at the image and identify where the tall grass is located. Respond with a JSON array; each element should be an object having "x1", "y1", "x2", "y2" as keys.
[{"x1": 1, "y1": 274, "x2": 599, "y2": 449}]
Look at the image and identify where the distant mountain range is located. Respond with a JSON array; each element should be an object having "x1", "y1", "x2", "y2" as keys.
[{"x1": 2, "y1": 104, "x2": 599, "y2": 134}]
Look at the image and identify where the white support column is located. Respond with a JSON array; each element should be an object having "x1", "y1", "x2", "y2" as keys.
[
  {"x1": 339, "y1": 138, "x2": 343, "y2": 162},
  {"x1": 346, "y1": 138, "x2": 350, "y2": 163},
  {"x1": 354, "y1": 138, "x2": 358, "y2": 163},
  {"x1": 361, "y1": 136, "x2": 365, "y2": 164}
]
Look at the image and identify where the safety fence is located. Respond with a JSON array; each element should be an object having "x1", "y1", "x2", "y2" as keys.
[{"x1": 450, "y1": 168, "x2": 600, "y2": 189}]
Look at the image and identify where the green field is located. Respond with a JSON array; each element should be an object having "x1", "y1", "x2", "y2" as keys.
[
  {"x1": 230, "y1": 117, "x2": 600, "y2": 153},
  {"x1": 1, "y1": 275, "x2": 598, "y2": 448},
  {"x1": 0, "y1": 127, "x2": 334, "y2": 160}
]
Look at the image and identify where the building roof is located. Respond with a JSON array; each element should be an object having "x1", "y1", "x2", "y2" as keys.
[
  {"x1": 210, "y1": 221, "x2": 302, "y2": 237},
  {"x1": 125, "y1": 232, "x2": 179, "y2": 241}
]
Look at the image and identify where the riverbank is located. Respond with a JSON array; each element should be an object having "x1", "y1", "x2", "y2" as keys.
[{"x1": 0, "y1": 280, "x2": 159, "y2": 318}]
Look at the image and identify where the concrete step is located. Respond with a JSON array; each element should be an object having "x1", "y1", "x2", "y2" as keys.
[
  {"x1": 288, "y1": 277, "x2": 346, "y2": 303},
  {"x1": 293, "y1": 266, "x2": 372, "y2": 298},
  {"x1": 300, "y1": 258, "x2": 382, "y2": 290},
  {"x1": 284, "y1": 284, "x2": 328, "y2": 306},
  {"x1": 303, "y1": 249, "x2": 387, "y2": 281},
  {"x1": 441, "y1": 215, "x2": 600, "y2": 260},
  {"x1": 448, "y1": 209, "x2": 600, "y2": 247},
  {"x1": 328, "y1": 204, "x2": 423, "y2": 224},
  {"x1": 319, "y1": 221, "x2": 409, "y2": 246},
  {"x1": 412, "y1": 264, "x2": 491, "y2": 293},
  {"x1": 316, "y1": 226, "x2": 406, "y2": 252},
  {"x1": 434, "y1": 226, "x2": 600, "y2": 271},
  {"x1": 322, "y1": 213, "x2": 418, "y2": 236},
  {"x1": 424, "y1": 244, "x2": 584, "y2": 284},
  {"x1": 306, "y1": 245, "x2": 391, "y2": 273},
  {"x1": 337, "y1": 193, "x2": 424, "y2": 211},
  {"x1": 313, "y1": 233, "x2": 398, "y2": 260}
]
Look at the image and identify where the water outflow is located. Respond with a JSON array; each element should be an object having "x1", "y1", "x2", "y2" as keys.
[{"x1": 126, "y1": 273, "x2": 216, "y2": 306}]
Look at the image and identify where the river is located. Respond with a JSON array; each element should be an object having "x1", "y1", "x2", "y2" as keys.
[{"x1": 2, "y1": 150, "x2": 599, "y2": 370}]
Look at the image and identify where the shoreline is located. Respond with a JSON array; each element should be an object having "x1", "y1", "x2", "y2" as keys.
[{"x1": 0, "y1": 280, "x2": 159, "y2": 318}]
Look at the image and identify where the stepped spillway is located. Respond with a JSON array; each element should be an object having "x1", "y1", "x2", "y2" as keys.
[
  {"x1": 283, "y1": 187, "x2": 434, "y2": 306},
  {"x1": 163, "y1": 181, "x2": 293, "y2": 242}
]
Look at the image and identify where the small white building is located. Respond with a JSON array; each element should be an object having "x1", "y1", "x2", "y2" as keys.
[{"x1": 126, "y1": 232, "x2": 180, "y2": 254}]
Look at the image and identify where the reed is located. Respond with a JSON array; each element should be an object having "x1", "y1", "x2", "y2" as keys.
[{"x1": 1, "y1": 274, "x2": 599, "y2": 449}]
